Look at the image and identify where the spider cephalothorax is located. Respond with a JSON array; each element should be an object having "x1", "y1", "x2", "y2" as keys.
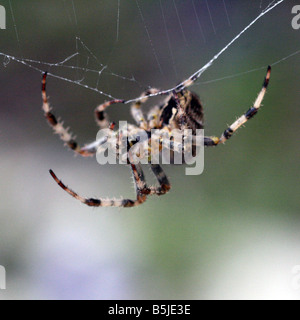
[
  {"x1": 42, "y1": 66, "x2": 271, "y2": 208},
  {"x1": 159, "y1": 90, "x2": 204, "y2": 133}
]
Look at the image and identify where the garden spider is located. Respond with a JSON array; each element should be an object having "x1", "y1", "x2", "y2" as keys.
[{"x1": 42, "y1": 66, "x2": 271, "y2": 208}]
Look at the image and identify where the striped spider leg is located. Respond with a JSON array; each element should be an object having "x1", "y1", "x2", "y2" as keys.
[
  {"x1": 218, "y1": 66, "x2": 271, "y2": 144},
  {"x1": 49, "y1": 162, "x2": 147, "y2": 208},
  {"x1": 49, "y1": 161, "x2": 170, "y2": 208},
  {"x1": 42, "y1": 72, "x2": 97, "y2": 157},
  {"x1": 130, "y1": 88, "x2": 161, "y2": 130},
  {"x1": 42, "y1": 72, "x2": 119, "y2": 157}
]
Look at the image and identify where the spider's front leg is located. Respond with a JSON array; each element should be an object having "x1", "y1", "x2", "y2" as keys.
[
  {"x1": 94, "y1": 100, "x2": 125, "y2": 129},
  {"x1": 189, "y1": 66, "x2": 272, "y2": 147},
  {"x1": 42, "y1": 72, "x2": 95, "y2": 157},
  {"x1": 218, "y1": 66, "x2": 272, "y2": 144},
  {"x1": 130, "y1": 89, "x2": 160, "y2": 130}
]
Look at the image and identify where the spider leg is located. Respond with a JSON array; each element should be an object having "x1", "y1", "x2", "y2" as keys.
[
  {"x1": 174, "y1": 74, "x2": 199, "y2": 92},
  {"x1": 147, "y1": 105, "x2": 161, "y2": 129},
  {"x1": 160, "y1": 135, "x2": 220, "y2": 152},
  {"x1": 218, "y1": 66, "x2": 271, "y2": 144},
  {"x1": 80, "y1": 122, "x2": 116, "y2": 154},
  {"x1": 49, "y1": 159, "x2": 151, "y2": 208},
  {"x1": 149, "y1": 164, "x2": 171, "y2": 196},
  {"x1": 42, "y1": 72, "x2": 96, "y2": 157},
  {"x1": 147, "y1": 92, "x2": 174, "y2": 130},
  {"x1": 190, "y1": 67, "x2": 271, "y2": 147},
  {"x1": 95, "y1": 100, "x2": 125, "y2": 129},
  {"x1": 131, "y1": 89, "x2": 160, "y2": 130}
]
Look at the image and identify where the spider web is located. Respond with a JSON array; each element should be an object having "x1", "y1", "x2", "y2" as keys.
[{"x1": 0, "y1": 0, "x2": 299, "y2": 104}]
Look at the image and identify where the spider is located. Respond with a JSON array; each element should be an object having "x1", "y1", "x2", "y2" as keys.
[{"x1": 42, "y1": 66, "x2": 271, "y2": 208}]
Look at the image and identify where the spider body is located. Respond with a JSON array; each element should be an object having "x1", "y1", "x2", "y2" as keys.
[
  {"x1": 42, "y1": 66, "x2": 271, "y2": 208},
  {"x1": 159, "y1": 90, "x2": 204, "y2": 133}
]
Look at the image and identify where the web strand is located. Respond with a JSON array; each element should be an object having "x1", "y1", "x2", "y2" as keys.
[
  {"x1": 197, "y1": 49, "x2": 300, "y2": 85},
  {"x1": 135, "y1": 0, "x2": 164, "y2": 76},
  {"x1": 116, "y1": 0, "x2": 121, "y2": 42},
  {"x1": 223, "y1": 0, "x2": 231, "y2": 27},
  {"x1": 205, "y1": 0, "x2": 217, "y2": 34},
  {"x1": 1, "y1": 0, "x2": 296, "y2": 104},
  {"x1": 8, "y1": 0, "x2": 23, "y2": 59},
  {"x1": 173, "y1": 0, "x2": 188, "y2": 46},
  {"x1": 159, "y1": 0, "x2": 178, "y2": 79},
  {"x1": 191, "y1": 0, "x2": 206, "y2": 43},
  {"x1": 125, "y1": 0, "x2": 286, "y2": 104}
]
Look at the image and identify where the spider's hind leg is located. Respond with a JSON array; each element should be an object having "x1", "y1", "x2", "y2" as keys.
[
  {"x1": 49, "y1": 161, "x2": 150, "y2": 208},
  {"x1": 149, "y1": 164, "x2": 171, "y2": 196}
]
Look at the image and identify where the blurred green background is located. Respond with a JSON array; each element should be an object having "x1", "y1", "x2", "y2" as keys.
[{"x1": 0, "y1": 0, "x2": 299, "y2": 300}]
